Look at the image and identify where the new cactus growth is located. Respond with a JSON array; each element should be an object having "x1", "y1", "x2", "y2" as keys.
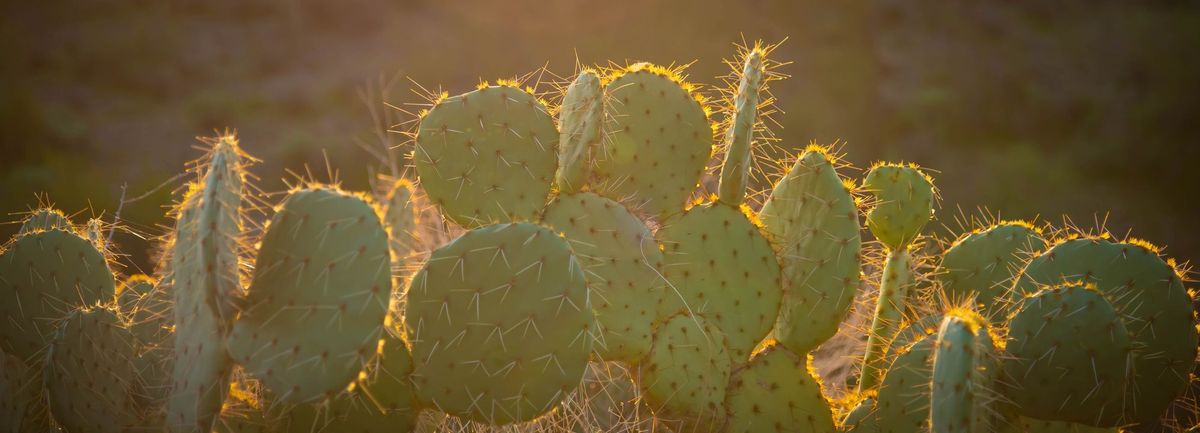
[
  {"x1": 555, "y1": 70, "x2": 603, "y2": 195},
  {"x1": 414, "y1": 84, "x2": 558, "y2": 228},
  {"x1": 405, "y1": 222, "x2": 592, "y2": 425},
  {"x1": 383, "y1": 178, "x2": 422, "y2": 265},
  {"x1": 45, "y1": 307, "x2": 142, "y2": 433},
  {"x1": 724, "y1": 343, "x2": 837, "y2": 433},
  {"x1": 936, "y1": 222, "x2": 1046, "y2": 320},
  {"x1": 715, "y1": 50, "x2": 764, "y2": 206},
  {"x1": 17, "y1": 207, "x2": 71, "y2": 235},
  {"x1": 930, "y1": 310, "x2": 1000, "y2": 433},
  {"x1": 638, "y1": 313, "x2": 731, "y2": 433}
]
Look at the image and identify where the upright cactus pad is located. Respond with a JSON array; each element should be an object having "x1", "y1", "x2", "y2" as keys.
[
  {"x1": 197, "y1": 136, "x2": 247, "y2": 326},
  {"x1": 863, "y1": 163, "x2": 934, "y2": 250},
  {"x1": 857, "y1": 246, "x2": 913, "y2": 393},
  {"x1": 542, "y1": 191, "x2": 667, "y2": 362},
  {"x1": 842, "y1": 397, "x2": 876, "y2": 432},
  {"x1": 414, "y1": 84, "x2": 558, "y2": 228},
  {"x1": 555, "y1": 70, "x2": 604, "y2": 194},
  {"x1": 17, "y1": 207, "x2": 71, "y2": 235},
  {"x1": 1011, "y1": 237, "x2": 1197, "y2": 423},
  {"x1": 0, "y1": 228, "x2": 115, "y2": 360},
  {"x1": 594, "y1": 64, "x2": 713, "y2": 219},
  {"x1": 659, "y1": 203, "x2": 783, "y2": 361},
  {"x1": 383, "y1": 178, "x2": 423, "y2": 264},
  {"x1": 930, "y1": 311, "x2": 1000, "y2": 433},
  {"x1": 45, "y1": 307, "x2": 142, "y2": 433},
  {"x1": 405, "y1": 222, "x2": 592, "y2": 425},
  {"x1": 1005, "y1": 282, "x2": 1131, "y2": 426},
  {"x1": 759, "y1": 147, "x2": 862, "y2": 355},
  {"x1": 228, "y1": 187, "x2": 392, "y2": 404},
  {"x1": 575, "y1": 362, "x2": 642, "y2": 430},
  {"x1": 937, "y1": 222, "x2": 1046, "y2": 320},
  {"x1": 716, "y1": 49, "x2": 765, "y2": 206},
  {"x1": 874, "y1": 334, "x2": 935, "y2": 433},
  {"x1": 725, "y1": 343, "x2": 836, "y2": 433},
  {"x1": 638, "y1": 313, "x2": 731, "y2": 433}
]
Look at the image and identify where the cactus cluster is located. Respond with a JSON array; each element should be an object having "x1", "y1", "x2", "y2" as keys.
[{"x1": 0, "y1": 40, "x2": 1196, "y2": 433}]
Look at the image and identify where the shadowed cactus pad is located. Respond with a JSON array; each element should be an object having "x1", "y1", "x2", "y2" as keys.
[
  {"x1": 659, "y1": 203, "x2": 783, "y2": 361},
  {"x1": 594, "y1": 64, "x2": 713, "y2": 219},
  {"x1": 406, "y1": 222, "x2": 592, "y2": 425},
  {"x1": 1, "y1": 349, "x2": 48, "y2": 433},
  {"x1": 760, "y1": 148, "x2": 862, "y2": 356},
  {"x1": 383, "y1": 178, "x2": 423, "y2": 264},
  {"x1": 1005, "y1": 283, "x2": 1131, "y2": 427},
  {"x1": 937, "y1": 222, "x2": 1046, "y2": 320},
  {"x1": 228, "y1": 187, "x2": 392, "y2": 404},
  {"x1": 638, "y1": 313, "x2": 731, "y2": 433},
  {"x1": 17, "y1": 207, "x2": 71, "y2": 235},
  {"x1": 542, "y1": 191, "x2": 667, "y2": 362},
  {"x1": 862, "y1": 164, "x2": 934, "y2": 250},
  {"x1": 725, "y1": 343, "x2": 836, "y2": 433},
  {"x1": 1019, "y1": 418, "x2": 1119, "y2": 433},
  {"x1": 45, "y1": 307, "x2": 141, "y2": 433},
  {"x1": 930, "y1": 311, "x2": 1000, "y2": 433},
  {"x1": 874, "y1": 334, "x2": 935, "y2": 433},
  {"x1": 414, "y1": 85, "x2": 558, "y2": 228},
  {"x1": 0, "y1": 228, "x2": 115, "y2": 360}
]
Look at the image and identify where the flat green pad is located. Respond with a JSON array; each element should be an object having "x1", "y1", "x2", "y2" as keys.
[
  {"x1": 228, "y1": 187, "x2": 392, "y2": 404},
  {"x1": 930, "y1": 312, "x2": 999, "y2": 433},
  {"x1": 406, "y1": 222, "x2": 591, "y2": 425},
  {"x1": 862, "y1": 164, "x2": 933, "y2": 250},
  {"x1": 1012, "y1": 238, "x2": 1197, "y2": 423},
  {"x1": 760, "y1": 149, "x2": 862, "y2": 355},
  {"x1": 45, "y1": 308, "x2": 141, "y2": 433},
  {"x1": 659, "y1": 203, "x2": 783, "y2": 361},
  {"x1": 542, "y1": 192, "x2": 667, "y2": 362},
  {"x1": 575, "y1": 362, "x2": 641, "y2": 430},
  {"x1": 384, "y1": 178, "x2": 422, "y2": 264},
  {"x1": 725, "y1": 344, "x2": 836, "y2": 433},
  {"x1": 0, "y1": 229, "x2": 115, "y2": 360},
  {"x1": 595, "y1": 66, "x2": 713, "y2": 219},
  {"x1": 555, "y1": 70, "x2": 603, "y2": 194},
  {"x1": 639, "y1": 313, "x2": 730, "y2": 433},
  {"x1": 938, "y1": 223, "x2": 1046, "y2": 320},
  {"x1": 414, "y1": 85, "x2": 558, "y2": 228},
  {"x1": 1005, "y1": 284, "x2": 1131, "y2": 426},
  {"x1": 1, "y1": 350, "x2": 48, "y2": 433},
  {"x1": 874, "y1": 334, "x2": 934, "y2": 433},
  {"x1": 17, "y1": 208, "x2": 71, "y2": 236}
]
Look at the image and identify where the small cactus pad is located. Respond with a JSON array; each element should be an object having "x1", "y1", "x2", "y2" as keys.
[
  {"x1": 759, "y1": 148, "x2": 862, "y2": 355},
  {"x1": 874, "y1": 334, "x2": 935, "y2": 433},
  {"x1": 594, "y1": 64, "x2": 713, "y2": 219},
  {"x1": 858, "y1": 248, "x2": 913, "y2": 392},
  {"x1": 228, "y1": 187, "x2": 392, "y2": 404},
  {"x1": 542, "y1": 191, "x2": 667, "y2": 362},
  {"x1": 85, "y1": 217, "x2": 106, "y2": 251},
  {"x1": 725, "y1": 343, "x2": 836, "y2": 433},
  {"x1": 414, "y1": 85, "x2": 558, "y2": 228},
  {"x1": 383, "y1": 178, "x2": 422, "y2": 264},
  {"x1": 555, "y1": 70, "x2": 604, "y2": 194},
  {"x1": 1, "y1": 350, "x2": 48, "y2": 433},
  {"x1": 1011, "y1": 237, "x2": 1197, "y2": 422},
  {"x1": 197, "y1": 136, "x2": 246, "y2": 326},
  {"x1": 638, "y1": 313, "x2": 731, "y2": 433},
  {"x1": 1005, "y1": 283, "x2": 1131, "y2": 426},
  {"x1": 716, "y1": 49, "x2": 765, "y2": 206},
  {"x1": 576, "y1": 362, "x2": 641, "y2": 430},
  {"x1": 658, "y1": 203, "x2": 783, "y2": 361},
  {"x1": 17, "y1": 207, "x2": 71, "y2": 235},
  {"x1": 0, "y1": 228, "x2": 115, "y2": 360},
  {"x1": 937, "y1": 222, "x2": 1046, "y2": 320},
  {"x1": 45, "y1": 307, "x2": 141, "y2": 433},
  {"x1": 930, "y1": 311, "x2": 1000, "y2": 433},
  {"x1": 841, "y1": 397, "x2": 876, "y2": 431},
  {"x1": 862, "y1": 164, "x2": 934, "y2": 250},
  {"x1": 406, "y1": 222, "x2": 592, "y2": 425}
]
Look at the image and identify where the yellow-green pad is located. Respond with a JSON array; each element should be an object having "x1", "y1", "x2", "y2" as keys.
[
  {"x1": 595, "y1": 65, "x2": 713, "y2": 219},
  {"x1": 874, "y1": 334, "x2": 934, "y2": 433},
  {"x1": 542, "y1": 192, "x2": 668, "y2": 362},
  {"x1": 406, "y1": 222, "x2": 592, "y2": 425},
  {"x1": 228, "y1": 187, "x2": 392, "y2": 404},
  {"x1": 930, "y1": 312, "x2": 999, "y2": 433},
  {"x1": 937, "y1": 223, "x2": 1045, "y2": 320},
  {"x1": 862, "y1": 164, "x2": 933, "y2": 250},
  {"x1": 414, "y1": 85, "x2": 557, "y2": 228},
  {"x1": 0, "y1": 229, "x2": 115, "y2": 360},
  {"x1": 638, "y1": 313, "x2": 730, "y2": 433},
  {"x1": 555, "y1": 70, "x2": 603, "y2": 194},
  {"x1": 760, "y1": 149, "x2": 862, "y2": 355},
  {"x1": 725, "y1": 343, "x2": 836, "y2": 433},
  {"x1": 45, "y1": 307, "x2": 141, "y2": 433},
  {"x1": 659, "y1": 203, "x2": 783, "y2": 361}
]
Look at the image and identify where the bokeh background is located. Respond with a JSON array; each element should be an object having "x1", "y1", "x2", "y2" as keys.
[{"x1": 2, "y1": 0, "x2": 1197, "y2": 276}]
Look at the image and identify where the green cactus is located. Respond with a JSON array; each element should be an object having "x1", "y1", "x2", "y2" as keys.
[
  {"x1": 841, "y1": 396, "x2": 876, "y2": 432},
  {"x1": 414, "y1": 83, "x2": 558, "y2": 228},
  {"x1": 592, "y1": 63, "x2": 713, "y2": 220},
  {"x1": 873, "y1": 333, "x2": 935, "y2": 433},
  {"x1": 198, "y1": 135, "x2": 247, "y2": 326},
  {"x1": 1004, "y1": 282, "x2": 1131, "y2": 426},
  {"x1": 85, "y1": 217, "x2": 107, "y2": 251},
  {"x1": 715, "y1": 49, "x2": 765, "y2": 206},
  {"x1": 405, "y1": 222, "x2": 592, "y2": 425},
  {"x1": 638, "y1": 313, "x2": 730, "y2": 433},
  {"x1": 725, "y1": 343, "x2": 837, "y2": 433},
  {"x1": 930, "y1": 310, "x2": 1000, "y2": 433},
  {"x1": 17, "y1": 206, "x2": 71, "y2": 235},
  {"x1": 555, "y1": 70, "x2": 604, "y2": 195},
  {"x1": 573, "y1": 362, "x2": 643, "y2": 431},
  {"x1": 936, "y1": 221, "x2": 1046, "y2": 320},
  {"x1": 118, "y1": 275, "x2": 174, "y2": 414},
  {"x1": 383, "y1": 178, "x2": 423, "y2": 265},
  {"x1": 1, "y1": 349, "x2": 49, "y2": 433},
  {"x1": 1018, "y1": 418, "x2": 1120, "y2": 433},
  {"x1": 45, "y1": 307, "x2": 142, "y2": 433},
  {"x1": 227, "y1": 186, "x2": 392, "y2": 404},
  {"x1": 1010, "y1": 236, "x2": 1197, "y2": 423},
  {"x1": 759, "y1": 146, "x2": 862, "y2": 356}
]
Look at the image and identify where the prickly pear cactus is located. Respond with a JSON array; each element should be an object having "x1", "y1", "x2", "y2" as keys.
[
  {"x1": 383, "y1": 178, "x2": 422, "y2": 265},
  {"x1": 841, "y1": 396, "x2": 876, "y2": 432},
  {"x1": 17, "y1": 207, "x2": 71, "y2": 235},
  {"x1": 118, "y1": 274, "x2": 174, "y2": 413},
  {"x1": 574, "y1": 362, "x2": 643, "y2": 431},
  {"x1": 725, "y1": 343, "x2": 836, "y2": 433},
  {"x1": 45, "y1": 307, "x2": 142, "y2": 433},
  {"x1": 759, "y1": 146, "x2": 862, "y2": 356},
  {"x1": 857, "y1": 245, "x2": 913, "y2": 392},
  {"x1": 930, "y1": 310, "x2": 1000, "y2": 433},
  {"x1": 227, "y1": 187, "x2": 392, "y2": 404},
  {"x1": 198, "y1": 136, "x2": 247, "y2": 327},
  {"x1": 638, "y1": 313, "x2": 731, "y2": 433},
  {"x1": 85, "y1": 217, "x2": 106, "y2": 251},
  {"x1": 1005, "y1": 282, "x2": 1131, "y2": 426},
  {"x1": 873, "y1": 333, "x2": 935, "y2": 433},
  {"x1": 937, "y1": 222, "x2": 1046, "y2": 320},
  {"x1": 1019, "y1": 418, "x2": 1119, "y2": 433},
  {"x1": 555, "y1": 70, "x2": 604, "y2": 195},
  {"x1": 1, "y1": 349, "x2": 48, "y2": 433},
  {"x1": 862, "y1": 163, "x2": 934, "y2": 250},
  {"x1": 593, "y1": 63, "x2": 713, "y2": 219},
  {"x1": 405, "y1": 222, "x2": 592, "y2": 425},
  {"x1": 715, "y1": 49, "x2": 765, "y2": 206},
  {"x1": 414, "y1": 84, "x2": 558, "y2": 228},
  {"x1": 1011, "y1": 236, "x2": 1198, "y2": 423}
]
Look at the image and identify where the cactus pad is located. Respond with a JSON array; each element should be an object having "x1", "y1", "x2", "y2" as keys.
[
  {"x1": 383, "y1": 178, "x2": 423, "y2": 264},
  {"x1": 1, "y1": 350, "x2": 48, "y2": 433},
  {"x1": 930, "y1": 311, "x2": 1000, "y2": 433},
  {"x1": 659, "y1": 203, "x2": 783, "y2": 361},
  {"x1": 228, "y1": 187, "x2": 392, "y2": 404},
  {"x1": 874, "y1": 334, "x2": 935, "y2": 433},
  {"x1": 937, "y1": 222, "x2": 1045, "y2": 320},
  {"x1": 862, "y1": 164, "x2": 934, "y2": 250},
  {"x1": 45, "y1": 307, "x2": 141, "y2": 433},
  {"x1": 725, "y1": 343, "x2": 836, "y2": 433},
  {"x1": 197, "y1": 137, "x2": 246, "y2": 327},
  {"x1": 760, "y1": 148, "x2": 862, "y2": 355},
  {"x1": 555, "y1": 70, "x2": 604, "y2": 194},
  {"x1": 542, "y1": 191, "x2": 667, "y2": 362},
  {"x1": 638, "y1": 313, "x2": 731, "y2": 433},
  {"x1": 414, "y1": 85, "x2": 558, "y2": 228},
  {"x1": 406, "y1": 222, "x2": 592, "y2": 425},
  {"x1": 17, "y1": 207, "x2": 71, "y2": 235}
]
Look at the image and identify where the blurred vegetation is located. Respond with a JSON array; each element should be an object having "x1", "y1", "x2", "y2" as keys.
[{"x1": 1, "y1": 0, "x2": 1197, "y2": 277}]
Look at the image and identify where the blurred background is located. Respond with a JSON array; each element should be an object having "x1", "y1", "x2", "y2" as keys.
[{"x1": 1, "y1": 0, "x2": 1197, "y2": 276}]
